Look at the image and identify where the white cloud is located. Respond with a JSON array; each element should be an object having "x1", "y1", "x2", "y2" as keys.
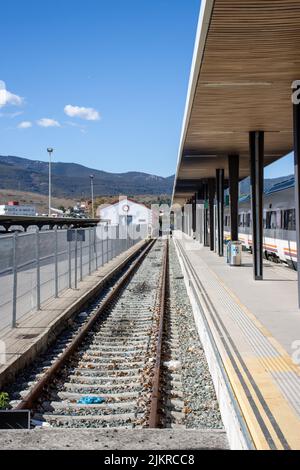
[
  {"x1": 64, "y1": 104, "x2": 100, "y2": 121},
  {"x1": 37, "y1": 118, "x2": 61, "y2": 128},
  {"x1": 0, "y1": 80, "x2": 24, "y2": 108},
  {"x1": 18, "y1": 121, "x2": 32, "y2": 129},
  {"x1": 0, "y1": 111, "x2": 24, "y2": 119},
  {"x1": 65, "y1": 120, "x2": 86, "y2": 129}
]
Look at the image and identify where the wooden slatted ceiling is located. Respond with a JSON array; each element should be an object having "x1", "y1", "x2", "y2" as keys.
[{"x1": 177, "y1": 0, "x2": 300, "y2": 188}]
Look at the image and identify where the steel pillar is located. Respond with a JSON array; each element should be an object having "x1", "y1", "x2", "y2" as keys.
[
  {"x1": 293, "y1": 85, "x2": 300, "y2": 307},
  {"x1": 192, "y1": 194, "x2": 197, "y2": 236},
  {"x1": 208, "y1": 179, "x2": 215, "y2": 251},
  {"x1": 249, "y1": 131, "x2": 264, "y2": 280},
  {"x1": 216, "y1": 169, "x2": 224, "y2": 256},
  {"x1": 203, "y1": 182, "x2": 209, "y2": 246},
  {"x1": 197, "y1": 186, "x2": 204, "y2": 244},
  {"x1": 228, "y1": 155, "x2": 239, "y2": 242}
]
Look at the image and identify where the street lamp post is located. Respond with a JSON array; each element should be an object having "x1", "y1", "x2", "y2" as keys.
[
  {"x1": 47, "y1": 148, "x2": 54, "y2": 217},
  {"x1": 90, "y1": 174, "x2": 94, "y2": 218}
]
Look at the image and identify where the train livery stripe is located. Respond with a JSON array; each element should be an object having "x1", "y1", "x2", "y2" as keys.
[{"x1": 225, "y1": 230, "x2": 298, "y2": 260}]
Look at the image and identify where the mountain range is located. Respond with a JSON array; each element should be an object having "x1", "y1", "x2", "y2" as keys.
[
  {"x1": 0, "y1": 154, "x2": 292, "y2": 199},
  {"x1": 0, "y1": 155, "x2": 174, "y2": 198}
]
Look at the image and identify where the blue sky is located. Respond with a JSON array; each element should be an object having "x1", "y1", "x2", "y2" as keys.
[
  {"x1": 0, "y1": 0, "x2": 201, "y2": 177},
  {"x1": 0, "y1": 0, "x2": 294, "y2": 180},
  {"x1": 264, "y1": 152, "x2": 293, "y2": 179}
]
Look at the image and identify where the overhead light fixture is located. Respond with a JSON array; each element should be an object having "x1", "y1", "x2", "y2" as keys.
[
  {"x1": 190, "y1": 131, "x2": 234, "y2": 135},
  {"x1": 202, "y1": 81, "x2": 273, "y2": 87},
  {"x1": 183, "y1": 154, "x2": 218, "y2": 158}
]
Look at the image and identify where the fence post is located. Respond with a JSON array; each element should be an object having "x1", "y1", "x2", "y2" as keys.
[
  {"x1": 101, "y1": 226, "x2": 104, "y2": 266},
  {"x1": 68, "y1": 236, "x2": 72, "y2": 288},
  {"x1": 36, "y1": 229, "x2": 41, "y2": 311},
  {"x1": 12, "y1": 232, "x2": 18, "y2": 327},
  {"x1": 106, "y1": 226, "x2": 109, "y2": 263},
  {"x1": 112, "y1": 227, "x2": 115, "y2": 259},
  {"x1": 74, "y1": 229, "x2": 78, "y2": 289},
  {"x1": 54, "y1": 227, "x2": 58, "y2": 298},
  {"x1": 94, "y1": 226, "x2": 98, "y2": 270},
  {"x1": 89, "y1": 227, "x2": 92, "y2": 275},
  {"x1": 116, "y1": 226, "x2": 119, "y2": 255},
  {"x1": 80, "y1": 235, "x2": 83, "y2": 282}
]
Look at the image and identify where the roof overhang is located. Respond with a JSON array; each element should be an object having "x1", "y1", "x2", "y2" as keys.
[{"x1": 173, "y1": 0, "x2": 300, "y2": 204}]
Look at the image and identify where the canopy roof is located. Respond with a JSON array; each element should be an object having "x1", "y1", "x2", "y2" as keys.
[{"x1": 173, "y1": 0, "x2": 300, "y2": 204}]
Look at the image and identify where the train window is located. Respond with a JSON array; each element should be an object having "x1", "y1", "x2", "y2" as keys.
[
  {"x1": 276, "y1": 210, "x2": 282, "y2": 229},
  {"x1": 283, "y1": 209, "x2": 296, "y2": 231},
  {"x1": 247, "y1": 213, "x2": 251, "y2": 227},
  {"x1": 271, "y1": 211, "x2": 277, "y2": 229},
  {"x1": 238, "y1": 214, "x2": 243, "y2": 227},
  {"x1": 266, "y1": 211, "x2": 278, "y2": 229},
  {"x1": 280, "y1": 210, "x2": 284, "y2": 229}
]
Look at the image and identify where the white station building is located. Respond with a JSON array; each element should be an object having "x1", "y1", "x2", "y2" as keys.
[
  {"x1": 0, "y1": 203, "x2": 36, "y2": 217},
  {"x1": 97, "y1": 197, "x2": 154, "y2": 233}
]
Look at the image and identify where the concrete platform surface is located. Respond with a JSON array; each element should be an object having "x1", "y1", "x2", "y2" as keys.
[
  {"x1": 0, "y1": 428, "x2": 228, "y2": 450},
  {"x1": 174, "y1": 233, "x2": 300, "y2": 450},
  {"x1": 0, "y1": 240, "x2": 146, "y2": 389}
]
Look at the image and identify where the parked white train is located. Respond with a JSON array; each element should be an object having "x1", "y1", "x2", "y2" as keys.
[{"x1": 224, "y1": 176, "x2": 297, "y2": 268}]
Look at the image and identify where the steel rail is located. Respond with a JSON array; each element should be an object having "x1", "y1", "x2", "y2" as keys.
[
  {"x1": 15, "y1": 238, "x2": 156, "y2": 410},
  {"x1": 148, "y1": 238, "x2": 169, "y2": 427}
]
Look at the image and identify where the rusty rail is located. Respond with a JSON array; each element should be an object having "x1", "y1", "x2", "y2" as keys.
[
  {"x1": 148, "y1": 238, "x2": 168, "y2": 427},
  {"x1": 15, "y1": 238, "x2": 156, "y2": 410}
]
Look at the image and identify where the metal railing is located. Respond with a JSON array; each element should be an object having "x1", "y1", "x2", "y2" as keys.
[{"x1": 0, "y1": 224, "x2": 146, "y2": 331}]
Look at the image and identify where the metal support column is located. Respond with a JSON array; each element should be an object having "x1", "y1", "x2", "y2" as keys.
[
  {"x1": 249, "y1": 131, "x2": 264, "y2": 280},
  {"x1": 12, "y1": 232, "x2": 18, "y2": 327},
  {"x1": 216, "y1": 169, "x2": 224, "y2": 256},
  {"x1": 293, "y1": 86, "x2": 300, "y2": 307},
  {"x1": 208, "y1": 179, "x2": 215, "y2": 251},
  {"x1": 54, "y1": 227, "x2": 58, "y2": 297},
  {"x1": 192, "y1": 194, "x2": 197, "y2": 237},
  {"x1": 197, "y1": 187, "x2": 204, "y2": 244},
  {"x1": 74, "y1": 229, "x2": 78, "y2": 289},
  {"x1": 228, "y1": 155, "x2": 239, "y2": 242},
  {"x1": 36, "y1": 229, "x2": 41, "y2": 310},
  {"x1": 88, "y1": 227, "x2": 92, "y2": 274},
  {"x1": 80, "y1": 236, "x2": 83, "y2": 281},
  {"x1": 94, "y1": 226, "x2": 98, "y2": 270},
  {"x1": 68, "y1": 237, "x2": 72, "y2": 288},
  {"x1": 203, "y1": 182, "x2": 209, "y2": 247}
]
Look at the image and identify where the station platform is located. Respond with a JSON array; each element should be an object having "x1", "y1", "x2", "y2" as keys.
[
  {"x1": 0, "y1": 239, "x2": 147, "y2": 389},
  {"x1": 173, "y1": 232, "x2": 300, "y2": 450}
]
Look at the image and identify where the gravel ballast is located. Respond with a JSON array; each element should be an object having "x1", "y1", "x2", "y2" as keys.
[{"x1": 167, "y1": 238, "x2": 223, "y2": 429}]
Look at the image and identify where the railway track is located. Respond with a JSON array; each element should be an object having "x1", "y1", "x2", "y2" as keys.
[
  {"x1": 7, "y1": 237, "x2": 223, "y2": 434},
  {"x1": 10, "y1": 238, "x2": 169, "y2": 428}
]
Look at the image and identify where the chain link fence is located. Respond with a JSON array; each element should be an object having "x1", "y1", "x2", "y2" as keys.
[{"x1": 0, "y1": 224, "x2": 146, "y2": 331}]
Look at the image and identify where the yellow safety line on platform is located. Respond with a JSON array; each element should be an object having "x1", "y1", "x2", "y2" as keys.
[
  {"x1": 195, "y1": 246, "x2": 300, "y2": 449},
  {"x1": 177, "y1": 238, "x2": 300, "y2": 450}
]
